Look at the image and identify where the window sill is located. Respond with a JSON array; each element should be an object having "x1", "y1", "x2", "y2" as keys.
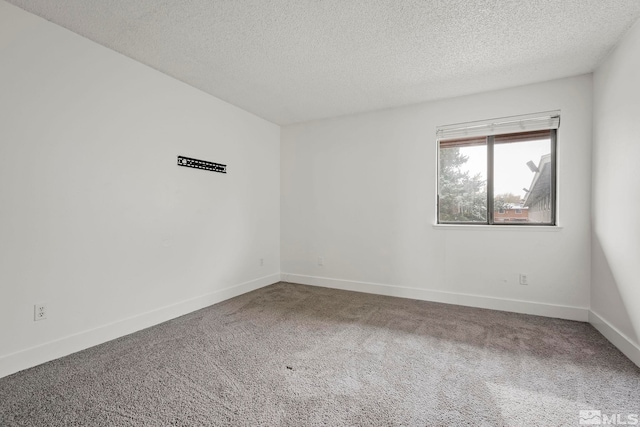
[{"x1": 432, "y1": 224, "x2": 563, "y2": 231}]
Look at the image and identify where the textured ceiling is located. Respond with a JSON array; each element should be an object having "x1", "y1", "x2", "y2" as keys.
[{"x1": 6, "y1": 0, "x2": 640, "y2": 125}]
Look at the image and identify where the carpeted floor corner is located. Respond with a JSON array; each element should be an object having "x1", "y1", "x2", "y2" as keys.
[{"x1": 1, "y1": 282, "x2": 638, "y2": 426}]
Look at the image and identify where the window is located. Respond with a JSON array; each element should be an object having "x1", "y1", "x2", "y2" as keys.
[{"x1": 437, "y1": 112, "x2": 558, "y2": 226}]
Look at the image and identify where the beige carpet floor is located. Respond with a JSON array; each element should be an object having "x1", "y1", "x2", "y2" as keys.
[{"x1": 1, "y1": 282, "x2": 638, "y2": 426}]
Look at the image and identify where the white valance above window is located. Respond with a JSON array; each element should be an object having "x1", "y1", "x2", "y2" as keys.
[{"x1": 436, "y1": 110, "x2": 560, "y2": 141}]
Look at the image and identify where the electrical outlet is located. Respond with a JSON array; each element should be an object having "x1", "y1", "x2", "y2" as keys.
[
  {"x1": 34, "y1": 304, "x2": 47, "y2": 321},
  {"x1": 519, "y1": 274, "x2": 528, "y2": 285},
  {"x1": 318, "y1": 257, "x2": 324, "y2": 267},
  {"x1": 260, "y1": 258, "x2": 264, "y2": 267}
]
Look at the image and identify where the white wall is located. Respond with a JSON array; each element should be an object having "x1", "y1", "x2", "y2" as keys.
[
  {"x1": 591, "y1": 19, "x2": 640, "y2": 360},
  {"x1": 0, "y1": 1, "x2": 280, "y2": 378},
  {"x1": 282, "y1": 75, "x2": 592, "y2": 320}
]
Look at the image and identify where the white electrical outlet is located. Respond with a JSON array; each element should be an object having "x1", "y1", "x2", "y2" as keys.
[
  {"x1": 34, "y1": 304, "x2": 47, "y2": 321},
  {"x1": 519, "y1": 274, "x2": 529, "y2": 285},
  {"x1": 318, "y1": 257, "x2": 324, "y2": 266},
  {"x1": 260, "y1": 258, "x2": 264, "y2": 266}
]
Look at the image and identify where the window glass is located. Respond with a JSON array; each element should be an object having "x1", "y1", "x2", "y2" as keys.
[
  {"x1": 437, "y1": 129, "x2": 555, "y2": 225},
  {"x1": 438, "y1": 139, "x2": 487, "y2": 223},
  {"x1": 493, "y1": 134, "x2": 551, "y2": 224}
]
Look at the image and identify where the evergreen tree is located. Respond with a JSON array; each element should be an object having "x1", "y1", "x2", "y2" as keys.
[{"x1": 438, "y1": 147, "x2": 486, "y2": 222}]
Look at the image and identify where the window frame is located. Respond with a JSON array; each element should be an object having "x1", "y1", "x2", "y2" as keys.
[{"x1": 436, "y1": 128, "x2": 557, "y2": 227}]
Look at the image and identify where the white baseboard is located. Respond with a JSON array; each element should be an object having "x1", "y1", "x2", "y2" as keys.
[
  {"x1": 589, "y1": 311, "x2": 640, "y2": 368},
  {"x1": 0, "y1": 274, "x2": 280, "y2": 379},
  {"x1": 281, "y1": 273, "x2": 589, "y2": 322},
  {"x1": 12, "y1": 274, "x2": 635, "y2": 380}
]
